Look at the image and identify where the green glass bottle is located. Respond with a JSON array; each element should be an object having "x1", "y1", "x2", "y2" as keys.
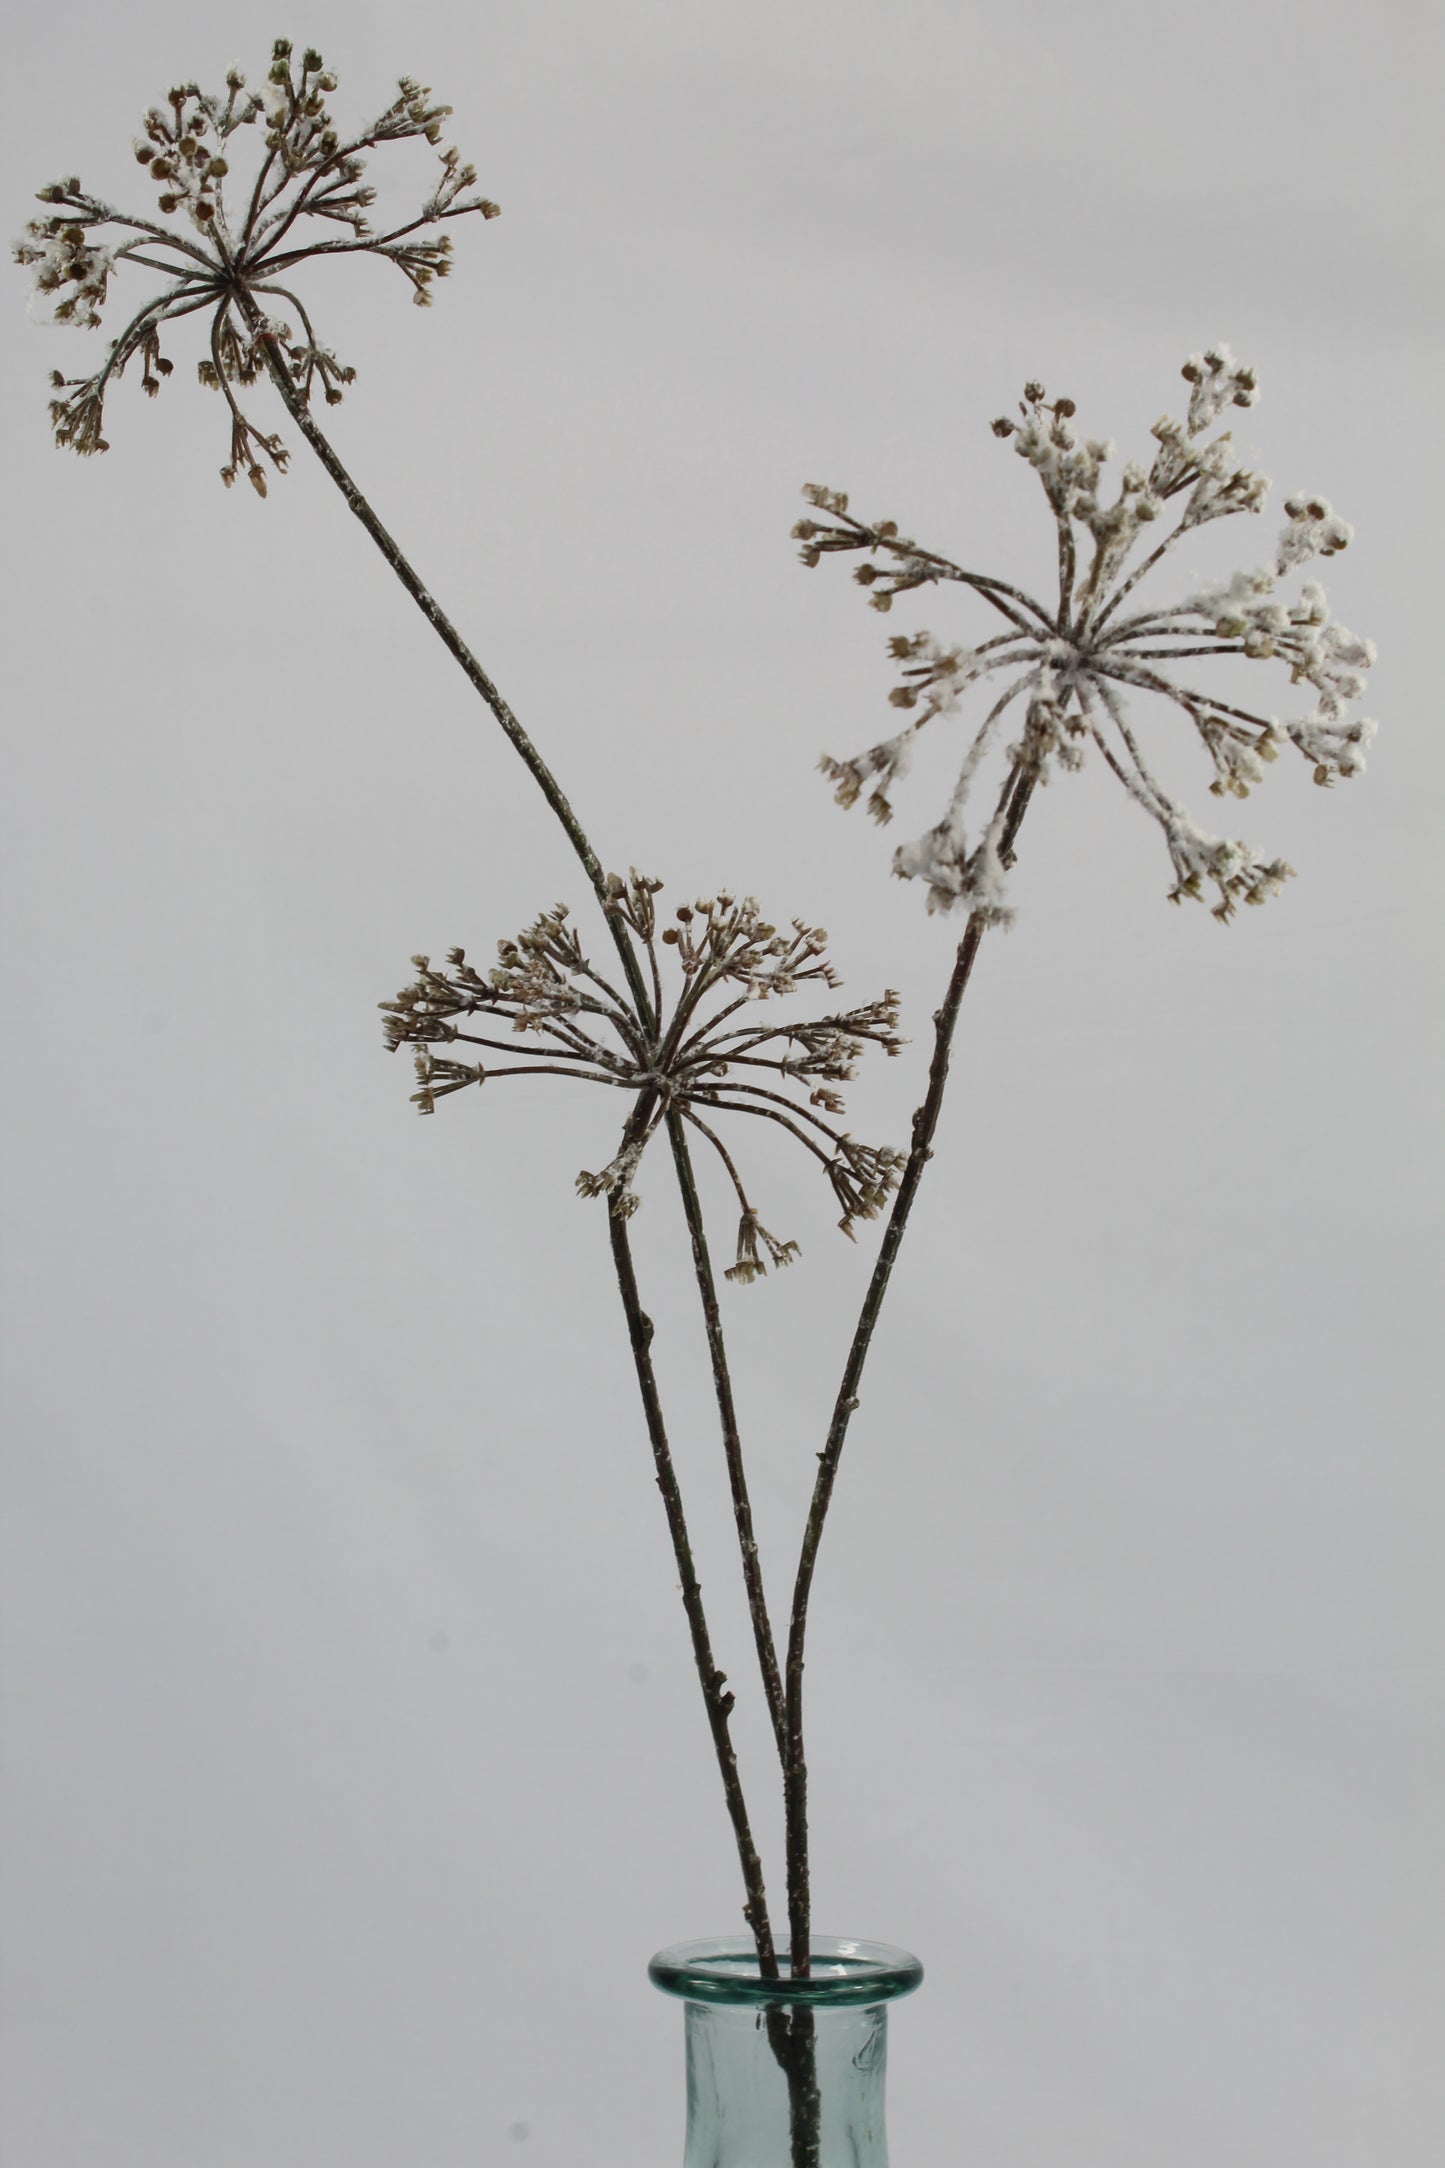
[{"x1": 650, "y1": 1936, "x2": 923, "y2": 2166}]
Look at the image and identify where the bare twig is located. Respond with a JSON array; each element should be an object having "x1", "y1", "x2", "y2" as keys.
[{"x1": 782, "y1": 764, "x2": 1037, "y2": 1974}]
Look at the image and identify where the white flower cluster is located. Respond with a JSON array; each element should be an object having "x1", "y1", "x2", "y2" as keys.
[{"x1": 795, "y1": 347, "x2": 1377, "y2": 922}]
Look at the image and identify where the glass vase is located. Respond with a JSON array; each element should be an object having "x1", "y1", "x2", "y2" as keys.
[{"x1": 649, "y1": 1934, "x2": 923, "y2": 2167}]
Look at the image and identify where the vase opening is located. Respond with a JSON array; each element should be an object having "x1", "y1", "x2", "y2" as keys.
[{"x1": 649, "y1": 1935, "x2": 922, "y2": 2168}]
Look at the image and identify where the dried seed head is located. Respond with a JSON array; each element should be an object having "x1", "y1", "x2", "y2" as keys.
[
  {"x1": 16, "y1": 43, "x2": 501, "y2": 485},
  {"x1": 794, "y1": 344, "x2": 1375, "y2": 922},
  {"x1": 382, "y1": 875, "x2": 905, "y2": 1273}
]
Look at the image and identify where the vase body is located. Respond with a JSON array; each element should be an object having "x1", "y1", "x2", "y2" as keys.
[{"x1": 649, "y1": 1935, "x2": 923, "y2": 2168}]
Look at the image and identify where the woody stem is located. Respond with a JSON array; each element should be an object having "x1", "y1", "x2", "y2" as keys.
[
  {"x1": 608, "y1": 1209, "x2": 779, "y2": 1972},
  {"x1": 242, "y1": 293, "x2": 655, "y2": 1029},
  {"x1": 782, "y1": 764, "x2": 1038, "y2": 1977}
]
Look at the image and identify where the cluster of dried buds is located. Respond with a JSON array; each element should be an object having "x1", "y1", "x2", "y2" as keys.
[
  {"x1": 379, "y1": 873, "x2": 906, "y2": 1281},
  {"x1": 794, "y1": 346, "x2": 1376, "y2": 921},
  {"x1": 14, "y1": 38, "x2": 497, "y2": 486}
]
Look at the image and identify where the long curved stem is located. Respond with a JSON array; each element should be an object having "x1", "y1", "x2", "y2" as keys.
[
  {"x1": 782, "y1": 765, "x2": 1038, "y2": 1975},
  {"x1": 608, "y1": 1209, "x2": 779, "y2": 1971},
  {"x1": 242, "y1": 297, "x2": 655, "y2": 1030}
]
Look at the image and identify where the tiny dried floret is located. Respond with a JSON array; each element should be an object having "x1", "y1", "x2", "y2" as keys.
[
  {"x1": 15, "y1": 40, "x2": 500, "y2": 484},
  {"x1": 724, "y1": 1209, "x2": 801, "y2": 1286},
  {"x1": 379, "y1": 872, "x2": 907, "y2": 1271},
  {"x1": 796, "y1": 344, "x2": 1376, "y2": 922}
]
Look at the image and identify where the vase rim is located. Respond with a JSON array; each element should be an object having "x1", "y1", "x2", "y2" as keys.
[{"x1": 648, "y1": 1934, "x2": 923, "y2": 2008}]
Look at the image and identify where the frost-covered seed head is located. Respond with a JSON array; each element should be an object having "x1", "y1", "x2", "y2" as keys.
[{"x1": 795, "y1": 346, "x2": 1376, "y2": 922}]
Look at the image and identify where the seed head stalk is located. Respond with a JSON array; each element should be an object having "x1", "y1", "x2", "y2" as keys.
[
  {"x1": 781, "y1": 348, "x2": 1376, "y2": 1977},
  {"x1": 780, "y1": 762, "x2": 1036, "y2": 1976},
  {"x1": 607, "y1": 1204, "x2": 779, "y2": 1969},
  {"x1": 235, "y1": 294, "x2": 652, "y2": 1014},
  {"x1": 664, "y1": 1106, "x2": 790, "y2": 1765}
]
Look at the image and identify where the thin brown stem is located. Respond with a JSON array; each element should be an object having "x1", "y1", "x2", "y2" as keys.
[
  {"x1": 456, "y1": 1062, "x2": 618, "y2": 1084},
  {"x1": 239, "y1": 291, "x2": 655, "y2": 1034},
  {"x1": 607, "y1": 1209, "x2": 779, "y2": 1971},
  {"x1": 1087, "y1": 523, "x2": 1186, "y2": 633},
  {"x1": 690, "y1": 1095, "x2": 836, "y2": 1171},
  {"x1": 781, "y1": 763, "x2": 1037, "y2": 1976},
  {"x1": 1095, "y1": 656, "x2": 1276, "y2": 733},
  {"x1": 665, "y1": 1113, "x2": 790, "y2": 1766},
  {"x1": 678, "y1": 1107, "x2": 752, "y2": 1213},
  {"x1": 1113, "y1": 644, "x2": 1246, "y2": 660},
  {"x1": 698, "y1": 1077, "x2": 850, "y2": 1147},
  {"x1": 447, "y1": 1027, "x2": 608, "y2": 1061}
]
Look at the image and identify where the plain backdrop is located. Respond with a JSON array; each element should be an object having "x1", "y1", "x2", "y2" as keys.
[{"x1": 2, "y1": 2, "x2": 1441, "y2": 2163}]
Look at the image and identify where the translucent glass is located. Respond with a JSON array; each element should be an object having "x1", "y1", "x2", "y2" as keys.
[{"x1": 649, "y1": 1935, "x2": 923, "y2": 2167}]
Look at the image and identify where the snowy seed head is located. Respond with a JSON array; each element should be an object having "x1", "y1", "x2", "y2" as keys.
[{"x1": 796, "y1": 346, "x2": 1376, "y2": 922}]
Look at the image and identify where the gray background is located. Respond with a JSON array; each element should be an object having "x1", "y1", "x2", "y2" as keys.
[{"x1": 3, "y1": 1, "x2": 1440, "y2": 2162}]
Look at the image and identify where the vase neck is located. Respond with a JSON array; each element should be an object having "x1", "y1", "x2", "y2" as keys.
[
  {"x1": 682, "y1": 1996, "x2": 890, "y2": 2168},
  {"x1": 650, "y1": 1937, "x2": 922, "y2": 2168}
]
